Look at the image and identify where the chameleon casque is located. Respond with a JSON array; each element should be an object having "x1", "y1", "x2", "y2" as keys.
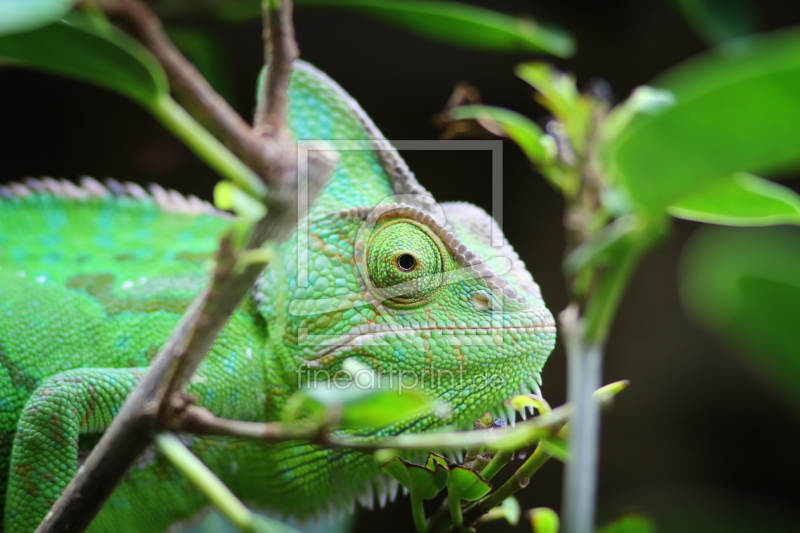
[{"x1": 0, "y1": 61, "x2": 556, "y2": 532}]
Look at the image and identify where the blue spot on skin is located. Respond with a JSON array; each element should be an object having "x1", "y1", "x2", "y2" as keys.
[
  {"x1": 205, "y1": 388, "x2": 217, "y2": 404},
  {"x1": 10, "y1": 246, "x2": 27, "y2": 263},
  {"x1": 95, "y1": 235, "x2": 115, "y2": 249},
  {"x1": 223, "y1": 356, "x2": 237, "y2": 376},
  {"x1": 116, "y1": 334, "x2": 132, "y2": 351},
  {"x1": 44, "y1": 209, "x2": 68, "y2": 230},
  {"x1": 43, "y1": 252, "x2": 63, "y2": 265},
  {"x1": 134, "y1": 229, "x2": 153, "y2": 241},
  {"x1": 40, "y1": 234, "x2": 63, "y2": 247}
]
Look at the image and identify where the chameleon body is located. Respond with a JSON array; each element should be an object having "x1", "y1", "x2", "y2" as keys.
[{"x1": 0, "y1": 61, "x2": 556, "y2": 532}]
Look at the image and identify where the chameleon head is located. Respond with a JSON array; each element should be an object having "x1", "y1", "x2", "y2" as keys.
[{"x1": 260, "y1": 197, "x2": 556, "y2": 429}]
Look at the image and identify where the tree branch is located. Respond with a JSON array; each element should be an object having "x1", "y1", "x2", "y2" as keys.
[
  {"x1": 255, "y1": 0, "x2": 298, "y2": 134},
  {"x1": 96, "y1": 0, "x2": 287, "y2": 191}
]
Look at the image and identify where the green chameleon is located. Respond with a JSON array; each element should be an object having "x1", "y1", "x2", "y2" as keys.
[{"x1": 0, "y1": 61, "x2": 556, "y2": 532}]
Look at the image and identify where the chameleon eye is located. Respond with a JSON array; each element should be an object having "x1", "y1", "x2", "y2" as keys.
[
  {"x1": 366, "y1": 221, "x2": 444, "y2": 306},
  {"x1": 396, "y1": 253, "x2": 416, "y2": 272}
]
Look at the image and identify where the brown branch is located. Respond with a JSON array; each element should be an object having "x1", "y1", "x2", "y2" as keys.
[
  {"x1": 255, "y1": 0, "x2": 299, "y2": 134},
  {"x1": 95, "y1": 0, "x2": 287, "y2": 190}
]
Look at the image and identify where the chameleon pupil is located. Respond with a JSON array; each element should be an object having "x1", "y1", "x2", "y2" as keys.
[{"x1": 397, "y1": 254, "x2": 416, "y2": 272}]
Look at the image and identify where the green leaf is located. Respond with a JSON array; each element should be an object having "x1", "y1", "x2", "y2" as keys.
[
  {"x1": 449, "y1": 105, "x2": 551, "y2": 165},
  {"x1": 516, "y1": 62, "x2": 580, "y2": 122},
  {"x1": 290, "y1": 359, "x2": 433, "y2": 429},
  {"x1": 667, "y1": 172, "x2": 800, "y2": 226},
  {"x1": 516, "y1": 62, "x2": 591, "y2": 153},
  {"x1": 680, "y1": 226, "x2": 800, "y2": 408},
  {"x1": 447, "y1": 466, "x2": 492, "y2": 501},
  {"x1": 673, "y1": 0, "x2": 757, "y2": 45},
  {"x1": 0, "y1": 12, "x2": 167, "y2": 105},
  {"x1": 529, "y1": 507, "x2": 560, "y2": 533},
  {"x1": 506, "y1": 394, "x2": 551, "y2": 416},
  {"x1": 294, "y1": 0, "x2": 575, "y2": 57},
  {"x1": 596, "y1": 513, "x2": 656, "y2": 533},
  {"x1": 607, "y1": 27, "x2": 800, "y2": 211},
  {"x1": 381, "y1": 454, "x2": 449, "y2": 500},
  {"x1": 0, "y1": 0, "x2": 75, "y2": 35},
  {"x1": 338, "y1": 388, "x2": 430, "y2": 428},
  {"x1": 478, "y1": 496, "x2": 521, "y2": 525},
  {"x1": 592, "y1": 380, "x2": 631, "y2": 404}
]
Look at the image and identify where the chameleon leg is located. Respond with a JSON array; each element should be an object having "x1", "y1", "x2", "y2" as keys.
[{"x1": 5, "y1": 367, "x2": 145, "y2": 533}]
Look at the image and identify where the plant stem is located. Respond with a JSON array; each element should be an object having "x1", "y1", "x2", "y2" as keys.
[
  {"x1": 478, "y1": 450, "x2": 511, "y2": 481},
  {"x1": 560, "y1": 327, "x2": 603, "y2": 533},
  {"x1": 155, "y1": 433, "x2": 256, "y2": 533},
  {"x1": 152, "y1": 95, "x2": 267, "y2": 197},
  {"x1": 412, "y1": 493, "x2": 429, "y2": 533},
  {"x1": 449, "y1": 491, "x2": 464, "y2": 529}
]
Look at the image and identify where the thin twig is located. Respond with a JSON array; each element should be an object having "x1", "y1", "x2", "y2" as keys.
[{"x1": 169, "y1": 405, "x2": 572, "y2": 452}]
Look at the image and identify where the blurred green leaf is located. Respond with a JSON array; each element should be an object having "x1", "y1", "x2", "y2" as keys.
[
  {"x1": 294, "y1": 0, "x2": 575, "y2": 57},
  {"x1": 0, "y1": 12, "x2": 167, "y2": 105},
  {"x1": 213, "y1": 0, "x2": 575, "y2": 56},
  {"x1": 597, "y1": 513, "x2": 656, "y2": 533},
  {"x1": 0, "y1": 0, "x2": 75, "y2": 36},
  {"x1": 506, "y1": 394, "x2": 552, "y2": 415},
  {"x1": 608, "y1": 27, "x2": 800, "y2": 211},
  {"x1": 478, "y1": 496, "x2": 521, "y2": 525},
  {"x1": 288, "y1": 359, "x2": 433, "y2": 429},
  {"x1": 449, "y1": 105, "x2": 551, "y2": 164},
  {"x1": 516, "y1": 62, "x2": 591, "y2": 153},
  {"x1": 516, "y1": 62, "x2": 580, "y2": 122},
  {"x1": 680, "y1": 226, "x2": 800, "y2": 408},
  {"x1": 673, "y1": 0, "x2": 757, "y2": 45},
  {"x1": 530, "y1": 507, "x2": 560, "y2": 533},
  {"x1": 447, "y1": 466, "x2": 492, "y2": 502},
  {"x1": 668, "y1": 172, "x2": 800, "y2": 226}
]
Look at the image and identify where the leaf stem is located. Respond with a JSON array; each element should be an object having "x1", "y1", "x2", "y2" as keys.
[
  {"x1": 412, "y1": 493, "x2": 429, "y2": 533},
  {"x1": 155, "y1": 433, "x2": 256, "y2": 533},
  {"x1": 448, "y1": 491, "x2": 464, "y2": 529}
]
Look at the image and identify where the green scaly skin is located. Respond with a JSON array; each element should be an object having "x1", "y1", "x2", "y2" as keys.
[{"x1": 0, "y1": 61, "x2": 556, "y2": 532}]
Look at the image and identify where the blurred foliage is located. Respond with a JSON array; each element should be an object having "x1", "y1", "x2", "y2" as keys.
[
  {"x1": 668, "y1": 172, "x2": 800, "y2": 226},
  {"x1": 607, "y1": 26, "x2": 800, "y2": 213},
  {"x1": 0, "y1": 0, "x2": 75, "y2": 35},
  {"x1": 529, "y1": 507, "x2": 560, "y2": 533},
  {"x1": 599, "y1": 488, "x2": 800, "y2": 533},
  {"x1": 0, "y1": 11, "x2": 167, "y2": 106},
  {"x1": 210, "y1": 0, "x2": 575, "y2": 57},
  {"x1": 596, "y1": 514, "x2": 656, "y2": 533},
  {"x1": 680, "y1": 226, "x2": 800, "y2": 408},
  {"x1": 671, "y1": 0, "x2": 758, "y2": 45}
]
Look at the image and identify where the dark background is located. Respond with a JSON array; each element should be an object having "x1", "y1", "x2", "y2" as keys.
[{"x1": 2, "y1": 1, "x2": 800, "y2": 531}]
